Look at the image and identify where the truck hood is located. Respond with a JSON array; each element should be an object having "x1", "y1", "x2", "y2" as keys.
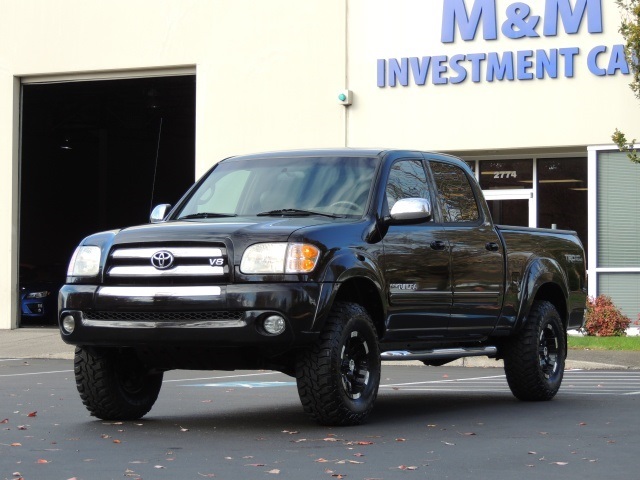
[{"x1": 111, "y1": 216, "x2": 340, "y2": 246}]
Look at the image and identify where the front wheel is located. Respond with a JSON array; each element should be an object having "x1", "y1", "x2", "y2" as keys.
[
  {"x1": 503, "y1": 300, "x2": 566, "y2": 401},
  {"x1": 295, "y1": 302, "x2": 381, "y2": 426},
  {"x1": 74, "y1": 347, "x2": 163, "y2": 420}
]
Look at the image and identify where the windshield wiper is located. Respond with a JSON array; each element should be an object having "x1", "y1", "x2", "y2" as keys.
[
  {"x1": 178, "y1": 212, "x2": 238, "y2": 219},
  {"x1": 256, "y1": 209, "x2": 344, "y2": 219}
]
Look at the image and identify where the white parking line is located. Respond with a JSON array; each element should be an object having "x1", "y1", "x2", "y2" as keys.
[
  {"x1": 379, "y1": 371, "x2": 640, "y2": 396},
  {"x1": 381, "y1": 374, "x2": 506, "y2": 388},
  {"x1": 163, "y1": 372, "x2": 280, "y2": 383},
  {"x1": 386, "y1": 388, "x2": 512, "y2": 393},
  {"x1": 0, "y1": 369, "x2": 73, "y2": 377}
]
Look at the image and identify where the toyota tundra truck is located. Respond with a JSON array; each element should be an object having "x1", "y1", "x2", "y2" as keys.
[{"x1": 58, "y1": 149, "x2": 587, "y2": 425}]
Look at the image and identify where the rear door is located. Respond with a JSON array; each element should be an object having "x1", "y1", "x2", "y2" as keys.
[
  {"x1": 382, "y1": 158, "x2": 451, "y2": 340},
  {"x1": 427, "y1": 159, "x2": 505, "y2": 340}
]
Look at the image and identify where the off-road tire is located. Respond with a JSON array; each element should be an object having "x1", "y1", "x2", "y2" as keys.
[
  {"x1": 74, "y1": 346, "x2": 163, "y2": 420},
  {"x1": 295, "y1": 302, "x2": 381, "y2": 426},
  {"x1": 503, "y1": 300, "x2": 566, "y2": 401}
]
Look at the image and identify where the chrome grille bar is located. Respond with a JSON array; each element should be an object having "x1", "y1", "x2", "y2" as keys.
[
  {"x1": 108, "y1": 266, "x2": 224, "y2": 277},
  {"x1": 112, "y1": 247, "x2": 222, "y2": 258}
]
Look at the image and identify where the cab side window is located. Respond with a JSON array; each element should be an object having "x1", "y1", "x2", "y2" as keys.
[
  {"x1": 386, "y1": 159, "x2": 430, "y2": 212},
  {"x1": 430, "y1": 161, "x2": 479, "y2": 223}
]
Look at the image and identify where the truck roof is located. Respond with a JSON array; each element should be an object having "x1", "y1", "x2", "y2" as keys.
[{"x1": 221, "y1": 148, "x2": 466, "y2": 165}]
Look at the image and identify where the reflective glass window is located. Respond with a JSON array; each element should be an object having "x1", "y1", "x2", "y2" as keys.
[
  {"x1": 479, "y1": 159, "x2": 533, "y2": 190},
  {"x1": 430, "y1": 161, "x2": 479, "y2": 223},
  {"x1": 385, "y1": 159, "x2": 430, "y2": 211},
  {"x1": 537, "y1": 157, "x2": 588, "y2": 256}
]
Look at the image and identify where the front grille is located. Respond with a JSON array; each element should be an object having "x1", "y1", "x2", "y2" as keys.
[
  {"x1": 105, "y1": 244, "x2": 230, "y2": 285},
  {"x1": 26, "y1": 304, "x2": 43, "y2": 314},
  {"x1": 84, "y1": 311, "x2": 244, "y2": 322}
]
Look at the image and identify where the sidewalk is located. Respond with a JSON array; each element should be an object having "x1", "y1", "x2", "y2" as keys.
[
  {"x1": 1, "y1": 327, "x2": 639, "y2": 370},
  {"x1": 0, "y1": 327, "x2": 74, "y2": 360}
]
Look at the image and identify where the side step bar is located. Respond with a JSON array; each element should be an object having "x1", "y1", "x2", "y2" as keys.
[{"x1": 381, "y1": 346, "x2": 498, "y2": 361}]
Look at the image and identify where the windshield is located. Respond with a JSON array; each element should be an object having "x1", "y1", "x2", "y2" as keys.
[{"x1": 176, "y1": 155, "x2": 379, "y2": 219}]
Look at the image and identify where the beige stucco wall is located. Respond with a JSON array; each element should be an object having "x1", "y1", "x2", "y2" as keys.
[
  {"x1": 0, "y1": 0, "x2": 636, "y2": 328},
  {"x1": 0, "y1": 0, "x2": 347, "y2": 328}
]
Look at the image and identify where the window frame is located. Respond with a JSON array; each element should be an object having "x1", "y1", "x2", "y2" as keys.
[
  {"x1": 426, "y1": 158, "x2": 484, "y2": 226},
  {"x1": 384, "y1": 158, "x2": 439, "y2": 223}
]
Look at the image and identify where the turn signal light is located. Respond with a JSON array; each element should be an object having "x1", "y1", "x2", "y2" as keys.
[{"x1": 285, "y1": 244, "x2": 320, "y2": 273}]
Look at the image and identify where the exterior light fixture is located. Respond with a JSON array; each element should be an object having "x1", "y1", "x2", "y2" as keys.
[{"x1": 337, "y1": 89, "x2": 353, "y2": 106}]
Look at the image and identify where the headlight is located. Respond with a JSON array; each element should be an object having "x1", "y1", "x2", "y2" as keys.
[
  {"x1": 26, "y1": 291, "x2": 50, "y2": 299},
  {"x1": 240, "y1": 243, "x2": 320, "y2": 274},
  {"x1": 67, "y1": 246, "x2": 101, "y2": 277}
]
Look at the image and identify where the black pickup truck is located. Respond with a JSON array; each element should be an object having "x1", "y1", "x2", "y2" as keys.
[{"x1": 58, "y1": 149, "x2": 587, "y2": 425}]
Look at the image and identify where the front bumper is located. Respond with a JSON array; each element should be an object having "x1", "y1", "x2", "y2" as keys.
[{"x1": 58, "y1": 282, "x2": 331, "y2": 351}]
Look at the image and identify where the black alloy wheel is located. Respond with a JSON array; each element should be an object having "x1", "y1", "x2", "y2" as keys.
[
  {"x1": 296, "y1": 301, "x2": 381, "y2": 426},
  {"x1": 503, "y1": 300, "x2": 567, "y2": 401}
]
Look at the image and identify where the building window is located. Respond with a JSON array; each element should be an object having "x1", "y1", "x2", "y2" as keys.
[
  {"x1": 479, "y1": 159, "x2": 533, "y2": 190},
  {"x1": 598, "y1": 273, "x2": 640, "y2": 321},
  {"x1": 597, "y1": 151, "x2": 640, "y2": 268},
  {"x1": 537, "y1": 157, "x2": 588, "y2": 254},
  {"x1": 593, "y1": 150, "x2": 640, "y2": 320},
  {"x1": 486, "y1": 198, "x2": 529, "y2": 227}
]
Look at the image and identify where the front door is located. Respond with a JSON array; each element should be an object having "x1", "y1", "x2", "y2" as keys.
[{"x1": 382, "y1": 159, "x2": 451, "y2": 340}]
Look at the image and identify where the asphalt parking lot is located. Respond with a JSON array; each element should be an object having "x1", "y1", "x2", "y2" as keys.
[{"x1": 1, "y1": 358, "x2": 639, "y2": 480}]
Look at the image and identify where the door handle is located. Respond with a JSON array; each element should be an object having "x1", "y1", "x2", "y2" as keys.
[
  {"x1": 430, "y1": 240, "x2": 447, "y2": 251},
  {"x1": 485, "y1": 242, "x2": 500, "y2": 252}
]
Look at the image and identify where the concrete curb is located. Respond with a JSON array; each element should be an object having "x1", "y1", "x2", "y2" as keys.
[
  {"x1": 1, "y1": 328, "x2": 638, "y2": 370},
  {"x1": 383, "y1": 358, "x2": 635, "y2": 370}
]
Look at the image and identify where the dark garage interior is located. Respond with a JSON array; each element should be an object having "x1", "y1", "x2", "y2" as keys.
[{"x1": 19, "y1": 75, "x2": 196, "y2": 326}]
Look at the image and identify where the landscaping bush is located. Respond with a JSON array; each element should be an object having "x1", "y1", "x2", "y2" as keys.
[{"x1": 583, "y1": 295, "x2": 631, "y2": 336}]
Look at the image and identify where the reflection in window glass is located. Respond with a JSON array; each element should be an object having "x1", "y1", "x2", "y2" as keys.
[
  {"x1": 479, "y1": 159, "x2": 533, "y2": 190},
  {"x1": 177, "y1": 156, "x2": 378, "y2": 218},
  {"x1": 193, "y1": 169, "x2": 250, "y2": 214},
  {"x1": 430, "y1": 162, "x2": 479, "y2": 222},
  {"x1": 386, "y1": 160, "x2": 429, "y2": 211},
  {"x1": 464, "y1": 160, "x2": 476, "y2": 173}
]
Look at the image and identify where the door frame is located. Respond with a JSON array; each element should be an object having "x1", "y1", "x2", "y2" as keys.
[{"x1": 482, "y1": 189, "x2": 535, "y2": 228}]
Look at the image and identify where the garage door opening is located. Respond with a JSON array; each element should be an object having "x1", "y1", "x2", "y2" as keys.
[{"x1": 19, "y1": 75, "x2": 196, "y2": 327}]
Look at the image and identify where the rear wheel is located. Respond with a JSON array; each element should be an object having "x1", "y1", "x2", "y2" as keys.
[
  {"x1": 74, "y1": 346, "x2": 163, "y2": 420},
  {"x1": 295, "y1": 302, "x2": 381, "y2": 426},
  {"x1": 503, "y1": 300, "x2": 566, "y2": 401}
]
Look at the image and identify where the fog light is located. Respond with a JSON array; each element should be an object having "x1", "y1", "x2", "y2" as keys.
[
  {"x1": 62, "y1": 315, "x2": 76, "y2": 334},
  {"x1": 262, "y1": 315, "x2": 286, "y2": 335}
]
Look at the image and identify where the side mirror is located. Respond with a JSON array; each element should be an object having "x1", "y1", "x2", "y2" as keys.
[
  {"x1": 150, "y1": 204, "x2": 172, "y2": 223},
  {"x1": 389, "y1": 198, "x2": 432, "y2": 224}
]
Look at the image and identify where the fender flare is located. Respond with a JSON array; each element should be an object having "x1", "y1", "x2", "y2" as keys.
[
  {"x1": 514, "y1": 256, "x2": 569, "y2": 332},
  {"x1": 310, "y1": 249, "x2": 387, "y2": 333}
]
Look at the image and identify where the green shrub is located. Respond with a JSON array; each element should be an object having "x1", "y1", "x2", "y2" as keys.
[{"x1": 584, "y1": 295, "x2": 631, "y2": 336}]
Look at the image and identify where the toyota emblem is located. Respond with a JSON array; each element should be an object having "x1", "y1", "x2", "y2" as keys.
[{"x1": 151, "y1": 250, "x2": 175, "y2": 270}]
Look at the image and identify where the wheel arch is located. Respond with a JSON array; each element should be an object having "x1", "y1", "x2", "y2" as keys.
[
  {"x1": 331, "y1": 275, "x2": 386, "y2": 340},
  {"x1": 515, "y1": 257, "x2": 570, "y2": 333},
  {"x1": 533, "y1": 283, "x2": 567, "y2": 328},
  {"x1": 315, "y1": 249, "x2": 387, "y2": 339}
]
